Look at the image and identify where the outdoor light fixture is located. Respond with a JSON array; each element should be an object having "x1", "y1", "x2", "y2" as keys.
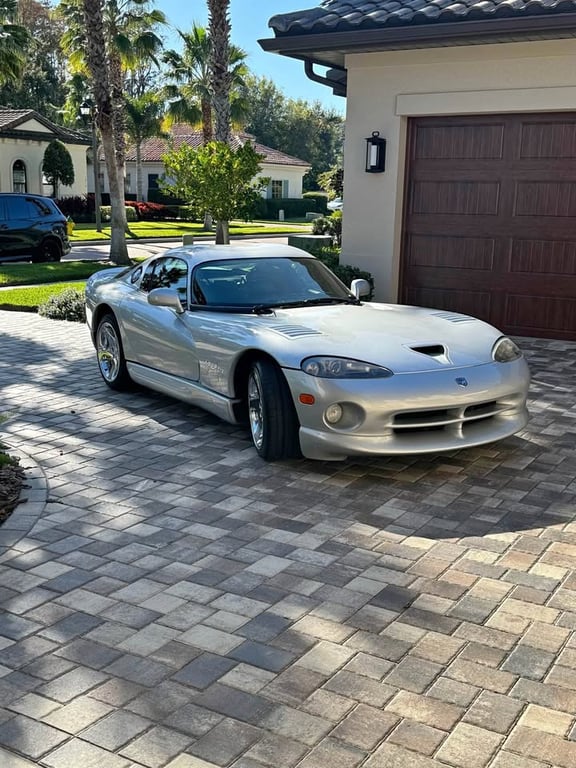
[{"x1": 365, "y1": 131, "x2": 386, "y2": 173}]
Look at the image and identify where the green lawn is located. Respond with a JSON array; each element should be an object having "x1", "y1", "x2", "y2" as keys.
[
  {"x1": 0, "y1": 261, "x2": 113, "y2": 287},
  {"x1": 0, "y1": 282, "x2": 86, "y2": 311},
  {"x1": 70, "y1": 219, "x2": 309, "y2": 241}
]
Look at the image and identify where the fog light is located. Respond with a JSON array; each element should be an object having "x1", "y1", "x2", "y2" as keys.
[{"x1": 325, "y1": 403, "x2": 343, "y2": 424}]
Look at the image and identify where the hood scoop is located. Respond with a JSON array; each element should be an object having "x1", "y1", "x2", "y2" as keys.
[
  {"x1": 409, "y1": 344, "x2": 451, "y2": 365},
  {"x1": 270, "y1": 324, "x2": 322, "y2": 339}
]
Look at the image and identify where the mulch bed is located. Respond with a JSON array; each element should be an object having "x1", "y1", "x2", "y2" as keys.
[{"x1": 0, "y1": 453, "x2": 25, "y2": 525}]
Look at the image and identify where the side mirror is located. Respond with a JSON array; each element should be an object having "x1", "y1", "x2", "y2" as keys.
[
  {"x1": 351, "y1": 278, "x2": 371, "y2": 299},
  {"x1": 148, "y1": 287, "x2": 184, "y2": 314}
]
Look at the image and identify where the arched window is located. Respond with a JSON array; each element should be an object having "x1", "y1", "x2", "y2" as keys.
[{"x1": 12, "y1": 160, "x2": 27, "y2": 193}]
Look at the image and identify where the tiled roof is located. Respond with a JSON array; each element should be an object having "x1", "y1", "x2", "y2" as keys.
[
  {"x1": 269, "y1": 0, "x2": 576, "y2": 34},
  {"x1": 0, "y1": 107, "x2": 90, "y2": 143},
  {"x1": 127, "y1": 127, "x2": 310, "y2": 167}
]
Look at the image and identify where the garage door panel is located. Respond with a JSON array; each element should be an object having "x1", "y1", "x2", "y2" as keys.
[
  {"x1": 402, "y1": 113, "x2": 576, "y2": 340},
  {"x1": 504, "y1": 295, "x2": 576, "y2": 336},
  {"x1": 514, "y1": 181, "x2": 576, "y2": 217},
  {"x1": 406, "y1": 287, "x2": 493, "y2": 320},
  {"x1": 510, "y1": 239, "x2": 576, "y2": 275},
  {"x1": 407, "y1": 235, "x2": 495, "y2": 270},
  {"x1": 412, "y1": 181, "x2": 500, "y2": 215},
  {"x1": 520, "y1": 121, "x2": 576, "y2": 159},
  {"x1": 415, "y1": 123, "x2": 505, "y2": 160}
]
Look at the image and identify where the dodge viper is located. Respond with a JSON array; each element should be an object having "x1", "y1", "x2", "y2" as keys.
[{"x1": 85, "y1": 243, "x2": 530, "y2": 461}]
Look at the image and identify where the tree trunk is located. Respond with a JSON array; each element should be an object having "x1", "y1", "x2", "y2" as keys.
[
  {"x1": 82, "y1": 0, "x2": 129, "y2": 266},
  {"x1": 208, "y1": 0, "x2": 231, "y2": 243},
  {"x1": 136, "y1": 142, "x2": 143, "y2": 202},
  {"x1": 201, "y1": 97, "x2": 212, "y2": 145},
  {"x1": 207, "y1": 1, "x2": 231, "y2": 145}
]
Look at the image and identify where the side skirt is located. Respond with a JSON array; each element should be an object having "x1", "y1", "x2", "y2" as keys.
[{"x1": 127, "y1": 362, "x2": 240, "y2": 424}]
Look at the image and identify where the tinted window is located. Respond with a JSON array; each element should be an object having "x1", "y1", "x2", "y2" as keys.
[
  {"x1": 141, "y1": 257, "x2": 188, "y2": 306},
  {"x1": 191, "y1": 257, "x2": 350, "y2": 307}
]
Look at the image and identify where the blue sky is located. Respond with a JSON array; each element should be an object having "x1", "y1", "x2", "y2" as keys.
[{"x1": 156, "y1": 1, "x2": 344, "y2": 114}]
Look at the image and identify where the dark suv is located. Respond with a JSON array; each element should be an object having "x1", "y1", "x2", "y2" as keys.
[{"x1": 0, "y1": 193, "x2": 71, "y2": 263}]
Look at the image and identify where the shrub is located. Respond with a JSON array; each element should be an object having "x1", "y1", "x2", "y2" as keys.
[
  {"x1": 57, "y1": 195, "x2": 93, "y2": 218},
  {"x1": 312, "y1": 210, "x2": 342, "y2": 245},
  {"x1": 100, "y1": 205, "x2": 138, "y2": 222},
  {"x1": 262, "y1": 198, "x2": 317, "y2": 219},
  {"x1": 125, "y1": 201, "x2": 172, "y2": 220},
  {"x1": 311, "y1": 246, "x2": 374, "y2": 299},
  {"x1": 147, "y1": 188, "x2": 185, "y2": 205},
  {"x1": 38, "y1": 288, "x2": 86, "y2": 322},
  {"x1": 302, "y1": 191, "x2": 328, "y2": 213}
]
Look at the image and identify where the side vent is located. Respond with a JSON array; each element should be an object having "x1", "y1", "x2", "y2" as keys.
[{"x1": 432, "y1": 311, "x2": 475, "y2": 324}]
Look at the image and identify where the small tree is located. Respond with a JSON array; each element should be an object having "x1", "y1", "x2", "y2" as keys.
[
  {"x1": 42, "y1": 140, "x2": 75, "y2": 198},
  {"x1": 161, "y1": 141, "x2": 268, "y2": 244}
]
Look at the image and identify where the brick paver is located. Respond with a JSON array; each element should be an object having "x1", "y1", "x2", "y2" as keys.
[{"x1": 1, "y1": 312, "x2": 576, "y2": 767}]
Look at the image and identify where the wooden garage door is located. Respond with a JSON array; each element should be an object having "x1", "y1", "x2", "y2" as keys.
[{"x1": 401, "y1": 113, "x2": 576, "y2": 340}]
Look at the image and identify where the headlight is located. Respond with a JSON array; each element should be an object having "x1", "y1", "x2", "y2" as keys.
[
  {"x1": 301, "y1": 356, "x2": 393, "y2": 379},
  {"x1": 492, "y1": 337, "x2": 522, "y2": 363}
]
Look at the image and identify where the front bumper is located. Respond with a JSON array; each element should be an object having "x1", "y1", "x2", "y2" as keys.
[{"x1": 283, "y1": 359, "x2": 530, "y2": 461}]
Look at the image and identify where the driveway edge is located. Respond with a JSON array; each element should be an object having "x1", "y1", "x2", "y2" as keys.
[{"x1": 0, "y1": 442, "x2": 47, "y2": 548}]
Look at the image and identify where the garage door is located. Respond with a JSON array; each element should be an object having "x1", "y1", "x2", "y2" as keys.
[{"x1": 401, "y1": 113, "x2": 576, "y2": 340}]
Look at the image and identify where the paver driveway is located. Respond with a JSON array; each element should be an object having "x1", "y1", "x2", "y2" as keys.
[{"x1": 1, "y1": 311, "x2": 576, "y2": 768}]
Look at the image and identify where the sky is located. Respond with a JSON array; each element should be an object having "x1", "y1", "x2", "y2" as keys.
[{"x1": 156, "y1": 0, "x2": 344, "y2": 114}]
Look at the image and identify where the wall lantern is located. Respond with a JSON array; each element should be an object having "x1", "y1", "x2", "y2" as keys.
[{"x1": 365, "y1": 131, "x2": 386, "y2": 173}]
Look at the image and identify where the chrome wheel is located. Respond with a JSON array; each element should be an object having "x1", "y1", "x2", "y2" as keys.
[
  {"x1": 97, "y1": 320, "x2": 121, "y2": 382},
  {"x1": 248, "y1": 368, "x2": 264, "y2": 450}
]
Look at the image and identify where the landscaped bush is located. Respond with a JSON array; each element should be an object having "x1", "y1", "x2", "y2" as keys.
[
  {"x1": 100, "y1": 205, "x2": 138, "y2": 222},
  {"x1": 125, "y1": 201, "x2": 173, "y2": 221},
  {"x1": 311, "y1": 246, "x2": 374, "y2": 298},
  {"x1": 56, "y1": 195, "x2": 96, "y2": 222},
  {"x1": 38, "y1": 288, "x2": 86, "y2": 322},
  {"x1": 302, "y1": 191, "x2": 329, "y2": 214},
  {"x1": 312, "y1": 210, "x2": 342, "y2": 245},
  {"x1": 147, "y1": 188, "x2": 185, "y2": 206},
  {"x1": 263, "y1": 198, "x2": 319, "y2": 219}
]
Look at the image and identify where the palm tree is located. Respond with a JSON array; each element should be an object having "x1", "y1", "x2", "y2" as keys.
[
  {"x1": 125, "y1": 93, "x2": 166, "y2": 202},
  {"x1": 60, "y1": 0, "x2": 166, "y2": 183},
  {"x1": 162, "y1": 23, "x2": 248, "y2": 146},
  {"x1": 81, "y1": 0, "x2": 130, "y2": 265},
  {"x1": 0, "y1": 0, "x2": 30, "y2": 85}
]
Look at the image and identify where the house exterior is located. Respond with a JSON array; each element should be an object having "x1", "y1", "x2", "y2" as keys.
[
  {"x1": 94, "y1": 125, "x2": 311, "y2": 202},
  {"x1": 261, "y1": 0, "x2": 576, "y2": 340},
  {"x1": 0, "y1": 108, "x2": 89, "y2": 198}
]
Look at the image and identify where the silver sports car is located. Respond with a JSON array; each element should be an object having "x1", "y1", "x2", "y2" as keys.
[{"x1": 85, "y1": 243, "x2": 530, "y2": 461}]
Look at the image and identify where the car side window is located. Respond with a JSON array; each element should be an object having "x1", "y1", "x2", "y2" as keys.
[
  {"x1": 140, "y1": 257, "x2": 188, "y2": 307},
  {"x1": 7, "y1": 196, "x2": 31, "y2": 219},
  {"x1": 28, "y1": 198, "x2": 51, "y2": 216}
]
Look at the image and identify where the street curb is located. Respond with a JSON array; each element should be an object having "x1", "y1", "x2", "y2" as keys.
[
  {"x1": 0, "y1": 442, "x2": 48, "y2": 549},
  {"x1": 70, "y1": 230, "x2": 307, "y2": 247}
]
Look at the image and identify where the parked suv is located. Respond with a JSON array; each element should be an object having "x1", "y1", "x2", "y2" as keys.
[{"x1": 0, "y1": 193, "x2": 71, "y2": 263}]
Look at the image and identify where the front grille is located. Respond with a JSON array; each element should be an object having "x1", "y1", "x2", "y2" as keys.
[{"x1": 392, "y1": 399, "x2": 509, "y2": 436}]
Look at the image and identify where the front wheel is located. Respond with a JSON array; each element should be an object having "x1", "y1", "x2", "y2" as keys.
[
  {"x1": 96, "y1": 313, "x2": 132, "y2": 391},
  {"x1": 247, "y1": 359, "x2": 301, "y2": 461}
]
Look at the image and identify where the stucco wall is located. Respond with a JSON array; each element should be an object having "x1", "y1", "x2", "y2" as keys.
[
  {"x1": 0, "y1": 137, "x2": 87, "y2": 198},
  {"x1": 341, "y1": 39, "x2": 576, "y2": 301},
  {"x1": 98, "y1": 161, "x2": 308, "y2": 201}
]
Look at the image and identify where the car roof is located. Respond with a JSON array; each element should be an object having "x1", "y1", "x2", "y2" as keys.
[{"x1": 153, "y1": 243, "x2": 318, "y2": 267}]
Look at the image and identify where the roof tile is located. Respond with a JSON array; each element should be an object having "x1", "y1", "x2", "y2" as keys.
[
  {"x1": 128, "y1": 126, "x2": 310, "y2": 167},
  {"x1": 269, "y1": 0, "x2": 576, "y2": 34}
]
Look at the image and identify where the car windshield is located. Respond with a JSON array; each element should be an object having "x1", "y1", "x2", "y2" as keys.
[{"x1": 191, "y1": 257, "x2": 355, "y2": 309}]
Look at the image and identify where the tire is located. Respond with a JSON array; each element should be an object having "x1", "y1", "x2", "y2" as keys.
[
  {"x1": 95, "y1": 313, "x2": 132, "y2": 391},
  {"x1": 33, "y1": 239, "x2": 61, "y2": 263},
  {"x1": 247, "y1": 359, "x2": 301, "y2": 461}
]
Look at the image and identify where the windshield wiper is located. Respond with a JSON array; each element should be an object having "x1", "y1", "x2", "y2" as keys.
[{"x1": 253, "y1": 297, "x2": 360, "y2": 314}]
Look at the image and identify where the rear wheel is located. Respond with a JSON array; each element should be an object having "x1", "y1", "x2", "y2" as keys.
[
  {"x1": 33, "y1": 239, "x2": 61, "y2": 263},
  {"x1": 247, "y1": 359, "x2": 301, "y2": 461},
  {"x1": 96, "y1": 313, "x2": 132, "y2": 391}
]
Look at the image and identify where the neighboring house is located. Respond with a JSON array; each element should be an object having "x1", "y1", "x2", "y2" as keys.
[
  {"x1": 261, "y1": 0, "x2": 576, "y2": 341},
  {"x1": 94, "y1": 125, "x2": 311, "y2": 202},
  {"x1": 0, "y1": 108, "x2": 89, "y2": 198}
]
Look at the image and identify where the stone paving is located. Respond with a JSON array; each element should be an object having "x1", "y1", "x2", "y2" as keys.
[{"x1": 1, "y1": 311, "x2": 576, "y2": 768}]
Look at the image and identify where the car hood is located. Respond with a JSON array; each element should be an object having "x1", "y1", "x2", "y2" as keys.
[{"x1": 256, "y1": 303, "x2": 505, "y2": 373}]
